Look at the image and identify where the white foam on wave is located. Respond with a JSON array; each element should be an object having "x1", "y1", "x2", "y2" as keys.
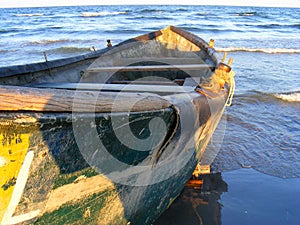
[
  {"x1": 216, "y1": 47, "x2": 300, "y2": 54},
  {"x1": 233, "y1": 13, "x2": 256, "y2": 16},
  {"x1": 30, "y1": 39, "x2": 69, "y2": 45},
  {"x1": 274, "y1": 92, "x2": 300, "y2": 102},
  {"x1": 15, "y1": 13, "x2": 44, "y2": 17},
  {"x1": 81, "y1": 11, "x2": 127, "y2": 17}
]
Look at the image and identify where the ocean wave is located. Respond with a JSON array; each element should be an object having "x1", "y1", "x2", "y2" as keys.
[
  {"x1": 14, "y1": 13, "x2": 44, "y2": 17},
  {"x1": 81, "y1": 11, "x2": 127, "y2": 17},
  {"x1": 0, "y1": 49, "x2": 16, "y2": 53},
  {"x1": 126, "y1": 15, "x2": 171, "y2": 21},
  {"x1": 235, "y1": 91, "x2": 300, "y2": 103},
  {"x1": 104, "y1": 29, "x2": 141, "y2": 34},
  {"x1": 0, "y1": 28, "x2": 20, "y2": 34},
  {"x1": 27, "y1": 39, "x2": 71, "y2": 46},
  {"x1": 257, "y1": 23, "x2": 300, "y2": 29},
  {"x1": 194, "y1": 12, "x2": 209, "y2": 16},
  {"x1": 46, "y1": 46, "x2": 92, "y2": 54},
  {"x1": 179, "y1": 26, "x2": 202, "y2": 32},
  {"x1": 233, "y1": 12, "x2": 257, "y2": 16},
  {"x1": 216, "y1": 47, "x2": 300, "y2": 54},
  {"x1": 175, "y1": 8, "x2": 188, "y2": 12},
  {"x1": 274, "y1": 92, "x2": 300, "y2": 102},
  {"x1": 140, "y1": 9, "x2": 164, "y2": 13}
]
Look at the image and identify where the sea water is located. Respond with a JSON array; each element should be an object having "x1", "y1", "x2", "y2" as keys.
[{"x1": 0, "y1": 5, "x2": 299, "y2": 224}]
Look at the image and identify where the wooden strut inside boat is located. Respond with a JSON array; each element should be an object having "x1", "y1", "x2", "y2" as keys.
[
  {"x1": 86, "y1": 64, "x2": 215, "y2": 72},
  {"x1": 30, "y1": 83, "x2": 196, "y2": 93}
]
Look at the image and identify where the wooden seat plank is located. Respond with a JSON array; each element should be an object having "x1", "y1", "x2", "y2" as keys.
[{"x1": 87, "y1": 64, "x2": 214, "y2": 73}]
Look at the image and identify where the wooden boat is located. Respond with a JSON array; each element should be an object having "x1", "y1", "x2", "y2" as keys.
[{"x1": 0, "y1": 26, "x2": 235, "y2": 225}]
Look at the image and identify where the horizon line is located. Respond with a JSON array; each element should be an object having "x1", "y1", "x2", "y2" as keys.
[
  {"x1": 0, "y1": 4, "x2": 300, "y2": 9},
  {"x1": 1, "y1": 3, "x2": 300, "y2": 9}
]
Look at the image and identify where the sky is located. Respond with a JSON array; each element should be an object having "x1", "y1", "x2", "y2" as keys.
[{"x1": 0, "y1": 0, "x2": 300, "y2": 8}]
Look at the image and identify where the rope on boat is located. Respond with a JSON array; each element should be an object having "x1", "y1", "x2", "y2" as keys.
[
  {"x1": 202, "y1": 55, "x2": 236, "y2": 106},
  {"x1": 215, "y1": 53, "x2": 236, "y2": 106},
  {"x1": 223, "y1": 57, "x2": 236, "y2": 106},
  {"x1": 226, "y1": 69, "x2": 236, "y2": 106}
]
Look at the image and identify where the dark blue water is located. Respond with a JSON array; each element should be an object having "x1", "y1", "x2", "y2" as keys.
[{"x1": 0, "y1": 5, "x2": 299, "y2": 224}]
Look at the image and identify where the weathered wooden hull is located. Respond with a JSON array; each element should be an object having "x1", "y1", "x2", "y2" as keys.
[
  {"x1": 0, "y1": 108, "x2": 178, "y2": 224},
  {"x1": 0, "y1": 95, "x2": 225, "y2": 224},
  {"x1": 0, "y1": 26, "x2": 234, "y2": 224}
]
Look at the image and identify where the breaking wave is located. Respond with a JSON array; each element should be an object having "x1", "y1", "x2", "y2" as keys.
[
  {"x1": 14, "y1": 13, "x2": 44, "y2": 17},
  {"x1": 27, "y1": 39, "x2": 98, "y2": 47},
  {"x1": 29, "y1": 39, "x2": 71, "y2": 45},
  {"x1": 216, "y1": 47, "x2": 300, "y2": 54},
  {"x1": 46, "y1": 46, "x2": 92, "y2": 54},
  {"x1": 234, "y1": 12, "x2": 257, "y2": 16},
  {"x1": 235, "y1": 90, "x2": 300, "y2": 103},
  {"x1": 81, "y1": 11, "x2": 127, "y2": 17},
  {"x1": 274, "y1": 91, "x2": 300, "y2": 102}
]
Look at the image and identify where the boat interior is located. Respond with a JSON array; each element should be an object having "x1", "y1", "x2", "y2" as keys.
[{"x1": 0, "y1": 26, "x2": 218, "y2": 94}]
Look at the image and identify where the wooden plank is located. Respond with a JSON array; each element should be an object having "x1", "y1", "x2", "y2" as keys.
[
  {"x1": 87, "y1": 64, "x2": 214, "y2": 73},
  {"x1": 0, "y1": 85, "x2": 172, "y2": 112},
  {"x1": 31, "y1": 83, "x2": 195, "y2": 93},
  {"x1": 110, "y1": 81, "x2": 177, "y2": 86},
  {"x1": 110, "y1": 79, "x2": 184, "y2": 86},
  {"x1": 109, "y1": 57, "x2": 207, "y2": 67}
]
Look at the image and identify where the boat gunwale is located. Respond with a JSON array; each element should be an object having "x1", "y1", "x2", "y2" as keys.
[
  {"x1": 0, "y1": 26, "x2": 228, "y2": 114},
  {"x1": 0, "y1": 26, "x2": 219, "y2": 78},
  {"x1": 0, "y1": 84, "x2": 174, "y2": 113},
  {"x1": 0, "y1": 30, "x2": 163, "y2": 78}
]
